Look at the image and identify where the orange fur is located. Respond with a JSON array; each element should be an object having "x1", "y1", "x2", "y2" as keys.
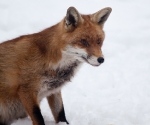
[{"x1": 0, "y1": 6, "x2": 112, "y2": 125}]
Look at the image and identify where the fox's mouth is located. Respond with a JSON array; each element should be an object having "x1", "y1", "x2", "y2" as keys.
[
  {"x1": 63, "y1": 46, "x2": 101, "y2": 66},
  {"x1": 81, "y1": 56, "x2": 100, "y2": 67}
]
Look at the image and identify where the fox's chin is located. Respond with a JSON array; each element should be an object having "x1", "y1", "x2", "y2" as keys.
[
  {"x1": 90, "y1": 63, "x2": 100, "y2": 67},
  {"x1": 86, "y1": 61, "x2": 100, "y2": 67},
  {"x1": 81, "y1": 56, "x2": 100, "y2": 67}
]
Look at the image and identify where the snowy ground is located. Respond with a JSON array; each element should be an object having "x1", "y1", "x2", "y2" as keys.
[{"x1": 0, "y1": 0, "x2": 150, "y2": 125}]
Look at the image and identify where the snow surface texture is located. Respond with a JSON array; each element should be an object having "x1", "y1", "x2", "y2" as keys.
[{"x1": 0, "y1": 0, "x2": 150, "y2": 125}]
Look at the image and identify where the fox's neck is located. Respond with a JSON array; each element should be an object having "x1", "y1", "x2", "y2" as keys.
[
  {"x1": 35, "y1": 24, "x2": 81, "y2": 70},
  {"x1": 44, "y1": 24, "x2": 69, "y2": 65},
  {"x1": 51, "y1": 52, "x2": 81, "y2": 70}
]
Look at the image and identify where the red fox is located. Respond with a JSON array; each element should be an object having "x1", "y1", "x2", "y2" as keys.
[{"x1": 0, "y1": 6, "x2": 112, "y2": 125}]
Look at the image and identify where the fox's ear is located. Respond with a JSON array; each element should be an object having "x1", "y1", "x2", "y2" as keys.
[
  {"x1": 91, "y1": 7, "x2": 112, "y2": 26},
  {"x1": 65, "y1": 7, "x2": 83, "y2": 31}
]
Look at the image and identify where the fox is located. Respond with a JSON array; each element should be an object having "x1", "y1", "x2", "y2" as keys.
[{"x1": 0, "y1": 6, "x2": 112, "y2": 125}]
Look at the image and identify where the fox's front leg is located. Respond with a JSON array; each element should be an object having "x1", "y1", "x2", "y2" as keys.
[
  {"x1": 47, "y1": 91, "x2": 69, "y2": 124},
  {"x1": 18, "y1": 89, "x2": 45, "y2": 125}
]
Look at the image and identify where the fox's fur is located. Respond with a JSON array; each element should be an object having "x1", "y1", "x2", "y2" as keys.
[{"x1": 0, "y1": 7, "x2": 112, "y2": 125}]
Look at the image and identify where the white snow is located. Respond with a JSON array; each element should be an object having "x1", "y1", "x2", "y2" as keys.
[{"x1": 0, "y1": 0, "x2": 150, "y2": 125}]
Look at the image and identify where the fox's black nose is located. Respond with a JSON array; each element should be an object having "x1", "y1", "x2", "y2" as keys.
[{"x1": 97, "y1": 57, "x2": 104, "y2": 64}]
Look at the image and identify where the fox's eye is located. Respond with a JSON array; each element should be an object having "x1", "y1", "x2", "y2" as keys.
[
  {"x1": 80, "y1": 39, "x2": 89, "y2": 47},
  {"x1": 97, "y1": 40, "x2": 101, "y2": 45}
]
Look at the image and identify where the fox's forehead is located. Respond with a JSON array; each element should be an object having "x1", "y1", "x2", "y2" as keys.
[
  {"x1": 77, "y1": 15, "x2": 104, "y2": 37},
  {"x1": 64, "y1": 24, "x2": 104, "y2": 45},
  {"x1": 72, "y1": 17, "x2": 105, "y2": 41}
]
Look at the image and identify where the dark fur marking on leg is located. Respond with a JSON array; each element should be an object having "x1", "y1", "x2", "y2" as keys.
[
  {"x1": 33, "y1": 106, "x2": 45, "y2": 125},
  {"x1": 57, "y1": 107, "x2": 69, "y2": 124},
  {"x1": 0, "y1": 123, "x2": 6, "y2": 125}
]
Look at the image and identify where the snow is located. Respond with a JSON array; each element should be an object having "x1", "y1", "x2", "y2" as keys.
[{"x1": 0, "y1": 0, "x2": 150, "y2": 125}]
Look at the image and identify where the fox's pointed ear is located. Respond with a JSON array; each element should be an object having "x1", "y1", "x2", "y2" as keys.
[
  {"x1": 91, "y1": 7, "x2": 112, "y2": 26},
  {"x1": 65, "y1": 7, "x2": 83, "y2": 31}
]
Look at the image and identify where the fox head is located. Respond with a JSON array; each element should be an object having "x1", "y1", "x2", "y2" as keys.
[{"x1": 60, "y1": 7, "x2": 112, "y2": 66}]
